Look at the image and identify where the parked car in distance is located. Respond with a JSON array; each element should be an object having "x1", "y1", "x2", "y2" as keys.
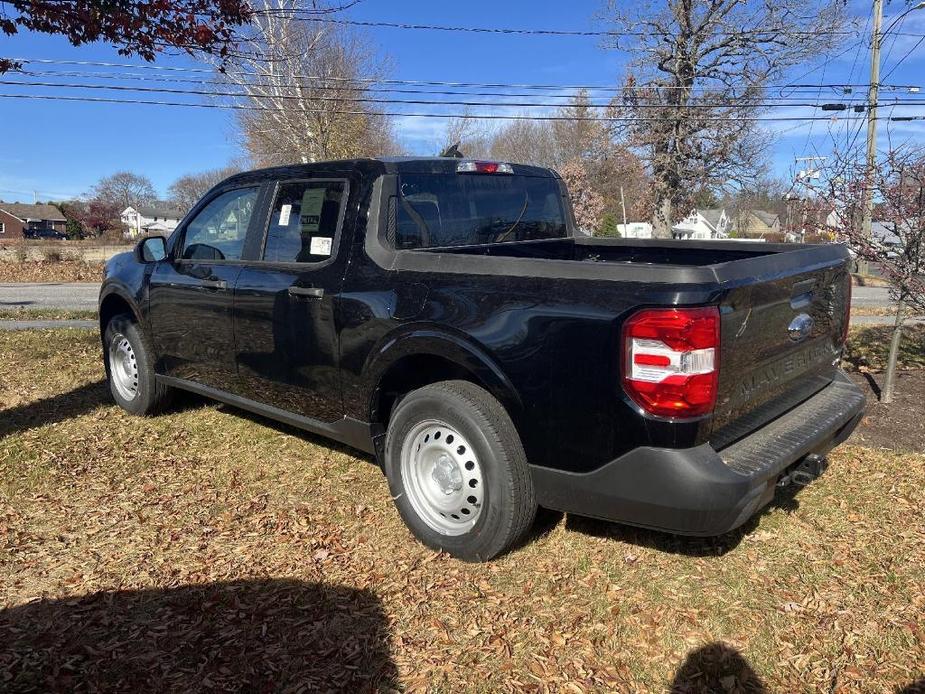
[
  {"x1": 99, "y1": 158, "x2": 866, "y2": 561},
  {"x1": 23, "y1": 227, "x2": 67, "y2": 240}
]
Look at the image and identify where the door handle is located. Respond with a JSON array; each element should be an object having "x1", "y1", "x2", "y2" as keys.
[
  {"x1": 288, "y1": 286, "x2": 325, "y2": 299},
  {"x1": 201, "y1": 279, "x2": 227, "y2": 290}
]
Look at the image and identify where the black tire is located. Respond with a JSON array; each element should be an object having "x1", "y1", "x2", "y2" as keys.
[
  {"x1": 383, "y1": 380, "x2": 536, "y2": 561},
  {"x1": 103, "y1": 313, "x2": 171, "y2": 416}
]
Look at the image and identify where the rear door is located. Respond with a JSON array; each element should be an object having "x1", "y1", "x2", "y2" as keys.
[
  {"x1": 233, "y1": 176, "x2": 351, "y2": 422},
  {"x1": 710, "y1": 262, "x2": 852, "y2": 448},
  {"x1": 149, "y1": 184, "x2": 262, "y2": 389}
]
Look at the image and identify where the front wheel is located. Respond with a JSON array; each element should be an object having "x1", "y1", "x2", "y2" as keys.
[
  {"x1": 383, "y1": 380, "x2": 536, "y2": 562},
  {"x1": 104, "y1": 313, "x2": 171, "y2": 416}
]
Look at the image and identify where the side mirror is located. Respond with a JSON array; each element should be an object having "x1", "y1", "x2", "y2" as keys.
[{"x1": 135, "y1": 235, "x2": 167, "y2": 263}]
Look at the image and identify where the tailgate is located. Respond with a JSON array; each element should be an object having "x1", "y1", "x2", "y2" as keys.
[{"x1": 710, "y1": 259, "x2": 852, "y2": 449}]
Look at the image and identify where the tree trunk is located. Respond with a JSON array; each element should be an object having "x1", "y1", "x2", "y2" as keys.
[
  {"x1": 652, "y1": 194, "x2": 673, "y2": 238},
  {"x1": 881, "y1": 299, "x2": 905, "y2": 404}
]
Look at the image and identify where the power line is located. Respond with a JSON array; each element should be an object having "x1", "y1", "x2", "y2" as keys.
[
  {"x1": 883, "y1": 35, "x2": 925, "y2": 80},
  {"x1": 11, "y1": 58, "x2": 921, "y2": 94},
  {"x1": 25, "y1": 68, "x2": 916, "y2": 102},
  {"x1": 0, "y1": 92, "x2": 894, "y2": 122},
  {"x1": 250, "y1": 12, "x2": 925, "y2": 40},
  {"x1": 6, "y1": 78, "x2": 920, "y2": 111}
]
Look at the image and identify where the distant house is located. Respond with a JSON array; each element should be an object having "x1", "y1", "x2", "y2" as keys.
[
  {"x1": 871, "y1": 221, "x2": 904, "y2": 257},
  {"x1": 672, "y1": 208, "x2": 730, "y2": 240},
  {"x1": 617, "y1": 222, "x2": 653, "y2": 239},
  {"x1": 121, "y1": 203, "x2": 183, "y2": 238},
  {"x1": 737, "y1": 210, "x2": 781, "y2": 238},
  {"x1": 0, "y1": 202, "x2": 67, "y2": 239}
]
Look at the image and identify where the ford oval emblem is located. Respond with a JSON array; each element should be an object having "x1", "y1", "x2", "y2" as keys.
[{"x1": 788, "y1": 313, "x2": 814, "y2": 342}]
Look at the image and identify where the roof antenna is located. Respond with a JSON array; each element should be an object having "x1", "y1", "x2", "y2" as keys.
[{"x1": 440, "y1": 142, "x2": 464, "y2": 159}]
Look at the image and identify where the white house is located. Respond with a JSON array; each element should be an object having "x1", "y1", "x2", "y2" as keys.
[
  {"x1": 672, "y1": 208, "x2": 731, "y2": 240},
  {"x1": 121, "y1": 204, "x2": 183, "y2": 238},
  {"x1": 617, "y1": 222, "x2": 653, "y2": 239}
]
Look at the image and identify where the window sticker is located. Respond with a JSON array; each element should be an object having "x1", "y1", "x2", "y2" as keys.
[
  {"x1": 310, "y1": 236, "x2": 332, "y2": 256},
  {"x1": 278, "y1": 204, "x2": 292, "y2": 227},
  {"x1": 300, "y1": 188, "x2": 326, "y2": 234}
]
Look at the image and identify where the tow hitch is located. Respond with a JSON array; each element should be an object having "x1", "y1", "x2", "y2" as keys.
[{"x1": 777, "y1": 454, "x2": 828, "y2": 487}]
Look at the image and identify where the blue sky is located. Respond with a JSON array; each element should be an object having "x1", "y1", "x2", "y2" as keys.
[{"x1": 1, "y1": 0, "x2": 924, "y2": 202}]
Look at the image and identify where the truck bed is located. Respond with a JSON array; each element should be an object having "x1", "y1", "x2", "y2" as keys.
[{"x1": 409, "y1": 236, "x2": 848, "y2": 287}]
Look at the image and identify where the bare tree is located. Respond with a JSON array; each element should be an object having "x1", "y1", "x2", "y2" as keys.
[
  {"x1": 90, "y1": 171, "x2": 157, "y2": 211},
  {"x1": 168, "y1": 165, "x2": 244, "y2": 213},
  {"x1": 604, "y1": 0, "x2": 846, "y2": 237},
  {"x1": 224, "y1": 0, "x2": 398, "y2": 167},
  {"x1": 822, "y1": 146, "x2": 925, "y2": 403},
  {"x1": 560, "y1": 160, "x2": 605, "y2": 234},
  {"x1": 488, "y1": 119, "x2": 559, "y2": 169},
  {"x1": 439, "y1": 112, "x2": 494, "y2": 159}
]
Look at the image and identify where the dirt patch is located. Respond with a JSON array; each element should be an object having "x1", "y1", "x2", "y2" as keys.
[
  {"x1": 849, "y1": 370, "x2": 925, "y2": 453},
  {"x1": 0, "y1": 260, "x2": 103, "y2": 283}
]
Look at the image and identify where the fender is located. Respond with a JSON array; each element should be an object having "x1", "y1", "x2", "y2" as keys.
[
  {"x1": 364, "y1": 323, "x2": 525, "y2": 424},
  {"x1": 98, "y1": 279, "x2": 149, "y2": 337}
]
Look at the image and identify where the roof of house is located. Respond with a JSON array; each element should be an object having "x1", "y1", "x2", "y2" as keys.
[
  {"x1": 0, "y1": 203, "x2": 66, "y2": 222},
  {"x1": 126, "y1": 203, "x2": 183, "y2": 220},
  {"x1": 871, "y1": 221, "x2": 902, "y2": 245},
  {"x1": 750, "y1": 210, "x2": 780, "y2": 227},
  {"x1": 700, "y1": 208, "x2": 726, "y2": 229}
]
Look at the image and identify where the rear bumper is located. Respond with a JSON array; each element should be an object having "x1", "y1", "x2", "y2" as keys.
[{"x1": 531, "y1": 370, "x2": 866, "y2": 536}]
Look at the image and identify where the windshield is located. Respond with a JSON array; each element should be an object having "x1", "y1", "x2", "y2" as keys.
[{"x1": 394, "y1": 173, "x2": 569, "y2": 249}]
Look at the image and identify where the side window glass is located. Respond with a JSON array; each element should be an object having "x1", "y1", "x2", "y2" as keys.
[
  {"x1": 264, "y1": 181, "x2": 345, "y2": 263},
  {"x1": 180, "y1": 187, "x2": 258, "y2": 261}
]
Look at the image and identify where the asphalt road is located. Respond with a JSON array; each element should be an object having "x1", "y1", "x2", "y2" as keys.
[
  {"x1": 0, "y1": 282, "x2": 100, "y2": 311},
  {"x1": 851, "y1": 285, "x2": 894, "y2": 308}
]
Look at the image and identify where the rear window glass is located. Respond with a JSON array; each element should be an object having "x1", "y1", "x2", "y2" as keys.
[{"x1": 394, "y1": 173, "x2": 568, "y2": 249}]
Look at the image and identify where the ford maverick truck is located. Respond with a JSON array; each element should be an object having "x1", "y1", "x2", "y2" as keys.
[{"x1": 99, "y1": 158, "x2": 865, "y2": 561}]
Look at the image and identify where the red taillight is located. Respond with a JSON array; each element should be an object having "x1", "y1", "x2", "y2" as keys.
[{"x1": 621, "y1": 306, "x2": 721, "y2": 419}]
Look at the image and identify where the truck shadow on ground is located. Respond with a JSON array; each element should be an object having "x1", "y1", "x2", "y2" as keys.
[
  {"x1": 0, "y1": 379, "x2": 110, "y2": 441},
  {"x1": 561, "y1": 483, "x2": 804, "y2": 558},
  {"x1": 0, "y1": 579, "x2": 397, "y2": 693}
]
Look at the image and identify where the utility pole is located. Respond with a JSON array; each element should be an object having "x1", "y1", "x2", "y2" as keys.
[
  {"x1": 859, "y1": 0, "x2": 884, "y2": 277},
  {"x1": 620, "y1": 186, "x2": 628, "y2": 229}
]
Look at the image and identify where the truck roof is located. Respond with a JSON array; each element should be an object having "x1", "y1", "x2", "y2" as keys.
[{"x1": 223, "y1": 157, "x2": 559, "y2": 187}]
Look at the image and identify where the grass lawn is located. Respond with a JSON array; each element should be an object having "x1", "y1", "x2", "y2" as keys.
[
  {"x1": 0, "y1": 307, "x2": 98, "y2": 321},
  {"x1": 0, "y1": 260, "x2": 103, "y2": 283},
  {"x1": 1, "y1": 330, "x2": 923, "y2": 692}
]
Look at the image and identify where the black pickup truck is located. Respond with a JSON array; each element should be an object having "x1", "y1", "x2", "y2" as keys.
[{"x1": 99, "y1": 157, "x2": 866, "y2": 561}]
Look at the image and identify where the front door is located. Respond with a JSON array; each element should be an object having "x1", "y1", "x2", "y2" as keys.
[
  {"x1": 148, "y1": 185, "x2": 261, "y2": 390},
  {"x1": 234, "y1": 178, "x2": 351, "y2": 422}
]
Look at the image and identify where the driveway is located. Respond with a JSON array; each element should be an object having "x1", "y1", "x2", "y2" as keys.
[{"x1": 0, "y1": 282, "x2": 100, "y2": 311}]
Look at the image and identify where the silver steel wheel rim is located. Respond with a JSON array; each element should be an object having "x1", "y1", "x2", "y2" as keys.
[
  {"x1": 108, "y1": 333, "x2": 139, "y2": 401},
  {"x1": 400, "y1": 419, "x2": 484, "y2": 536}
]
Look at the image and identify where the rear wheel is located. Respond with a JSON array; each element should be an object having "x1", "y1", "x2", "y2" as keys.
[
  {"x1": 384, "y1": 380, "x2": 536, "y2": 561},
  {"x1": 104, "y1": 313, "x2": 171, "y2": 415}
]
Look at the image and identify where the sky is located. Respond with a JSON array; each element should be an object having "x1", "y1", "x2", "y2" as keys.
[{"x1": 1, "y1": 0, "x2": 924, "y2": 203}]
